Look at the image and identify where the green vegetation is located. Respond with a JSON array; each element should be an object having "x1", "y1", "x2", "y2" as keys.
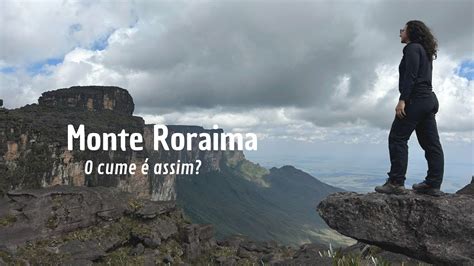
[
  {"x1": 97, "y1": 246, "x2": 145, "y2": 265},
  {"x1": 3, "y1": 211, "x2": 186, "y2": 265},
  {"x1": 4, "y1": 142, "x2": 54, "y2": 194},
  {"x1": 128, "y1": 198, "x2": 145, "y2": 211},
  {"x1": 318, "y1": 244, "x2": 430, "y2": 266},
  {"x1": 223, "y1": 150, "x2": 270, "y2": 187},
  {"x1": 15, "y1": 239, "x2": 71, "y2": 265},
  {"x1": 46, "y1": 214, "x2": 59, "y2": 229},
  {"x1": 0, "y1": 214, "x2": 17, "y2": 227},
  {"x1": 176, "y1": 164, "x2": 346, "y2": 247}
]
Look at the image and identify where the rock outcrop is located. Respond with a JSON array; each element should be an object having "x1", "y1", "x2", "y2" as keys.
[
  {"x1": 456, "y1": 176, "x2": 474, "y2": 195},
  {"x1": 0, "y1": 86, "x2": 262, "y2": 201},
  {"x1": 0, "y1": 185, "x2": 340, "y2": 265},
  {"x1": 38, "y1": 85, "x2": 135, "y2": 115},
  {"x1": 317, "y1": 189, "x2": 474, "y2": 265},
  {"x1": 0, "y1": 185, "x2": 431, "y2": 265},
  {"x1": 0, "y1": 185, "x2": 216, "y2": 264}
]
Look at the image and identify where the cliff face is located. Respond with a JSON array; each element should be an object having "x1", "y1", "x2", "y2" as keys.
[
  {"x1": 38, "y1": 85, "x2": 135, "y2": 115},
  {"x1": 317, "y1": 188, "x2": 474, "y2": 265},
  {"x1": 143, "y1": 124, "x2": 232, "y2": 201},
  {"x1": 0, "y1": 86, "x2": 256, "y2": 201}
]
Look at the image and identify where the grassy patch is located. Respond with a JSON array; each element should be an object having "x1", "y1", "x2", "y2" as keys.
[{"x1": 0, "y1": 214, "x2": 17, "y2": 227}]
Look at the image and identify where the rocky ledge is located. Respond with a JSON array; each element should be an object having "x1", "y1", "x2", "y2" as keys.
[
  {"x1": 317, "y1": 180, "x2": 474, "y2": 266},
  {"x1": 0, "y1": 185, "x2": 335, "y2": 265},
  {"x1": 0, "y1": 185, "x2": 428, "y2": 265}
]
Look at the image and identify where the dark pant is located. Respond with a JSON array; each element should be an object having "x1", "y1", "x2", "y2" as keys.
[{"x1": 387, "y1": 92, "x2": 444, "y2": 188}]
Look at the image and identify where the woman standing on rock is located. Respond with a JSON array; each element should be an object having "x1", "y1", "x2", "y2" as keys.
[{"x1": 375, "y1": 20, "x2": 444, "y2": 197}]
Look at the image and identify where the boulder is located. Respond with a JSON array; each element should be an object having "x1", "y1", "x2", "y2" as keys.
[
  {"x1": 317, "y1": 189, "x2": 474, "y2": 265},
  {"x1": 456, "y1": 176, "x2": 474, "y2": 195}
]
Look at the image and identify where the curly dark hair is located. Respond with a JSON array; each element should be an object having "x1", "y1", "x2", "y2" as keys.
[{"x1": 405, "y1": 20, "x2": 438, "y2": 61}]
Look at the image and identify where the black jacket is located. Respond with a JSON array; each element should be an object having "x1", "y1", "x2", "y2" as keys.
[{"x1": 398, "y1": 42, "x2": 433, "y2": 101}]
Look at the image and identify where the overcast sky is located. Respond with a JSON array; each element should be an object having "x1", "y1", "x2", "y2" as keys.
[{"x1": 1, "y1": 0, "x2": 473, "y2": 177}]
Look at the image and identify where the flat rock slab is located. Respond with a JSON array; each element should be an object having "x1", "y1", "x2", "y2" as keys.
[
  {"x1": 0, "y1": 185, "x2": 176, "y2": 250},
  {"x1": 317, "y1": 190, "x2": 474, "y2": 265}
]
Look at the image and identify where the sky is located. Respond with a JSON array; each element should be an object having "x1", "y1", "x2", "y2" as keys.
[{"x1": 1, "y1": 0, "x2": 473, "y2": 189}]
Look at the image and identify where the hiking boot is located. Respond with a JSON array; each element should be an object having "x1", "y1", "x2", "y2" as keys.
[
  {"x1": 412, "y1": 181, "x2": 444, "y2": 197},
  {"x1": 375, "y1": 178, "x2": 407, "y2": 195}
]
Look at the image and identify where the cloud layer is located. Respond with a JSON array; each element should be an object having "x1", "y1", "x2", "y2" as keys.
[{"x1": 1, "y1": 0, "x2": 472, "y2": 144}]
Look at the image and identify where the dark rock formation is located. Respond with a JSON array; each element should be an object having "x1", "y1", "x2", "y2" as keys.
[
  {"x1": 0, "y1": 185, "x2": 352, "y2": 265},
  {"x1": 1, "y1": 85, "x2": 347, "y2": 249},
  {"x1": 0, "y1": 91, "x2": 147, "y2": 197},
  {"x1": 317, "y1": 189, "x2": 474, "y2": 265},
  {"x1": 0, "y1": 185, "x2": 217, "y2": 264},
  {"x1": 38, "y1": 85, "x2": 135, "y2": 115},
  {"x1": 0, "y1": 86, "x2": 258, "y2": 202},
  {"x1": 339, "y1": 241, "x2": 425, "y2": 265},
  {"x1": 211, "y1": 237, "x2": 425, "y2": 265},
  {"x1": 456, "y1": 176, "x2": 474, "y2": 195}
]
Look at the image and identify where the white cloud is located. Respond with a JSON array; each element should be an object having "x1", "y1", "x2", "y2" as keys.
[
  {"x1": 0, "y1": 0, "x2": 472, "y2": 145},
  {"x1": 0, "y1": 0, "x2": 136, "y2": 66}
]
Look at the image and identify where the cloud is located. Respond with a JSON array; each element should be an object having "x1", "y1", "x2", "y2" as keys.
[
  {"x1": 0, "y1": 0, "x2": 136, "y2": 66},
  {"x1": 0, "y1": 0, "x2": 472, "y2": 144}
]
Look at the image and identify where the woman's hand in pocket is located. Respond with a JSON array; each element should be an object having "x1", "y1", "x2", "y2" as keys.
[{"x1": 396, "y1": 100, "x2": 407, "y2": 119}]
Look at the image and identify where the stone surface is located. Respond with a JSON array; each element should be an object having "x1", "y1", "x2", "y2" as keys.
[
  {"x1": 0, "y1": 183, "x2": 429, "y2": 265},
  {"x1": 456, "y1": 176, "x2": 474, "y2": 195},
  {"x1": 3, "y1": 185, "x2": 394, "y2": 265},
  {"x1": 0, "y1": 185, "x2": 218, "y2": 264},
  {"x1": 0, "y1": 86, "x2": 255, "y2": 202},
  {"x1": 317, "y1": 190, "x2": 474, "y2": 265},
  {"x1": 38, "y1": 85, "x2": 135, "y2": 115},
  {"x1": 0, "y1": 185, "x2": 171, "y2": 250}
]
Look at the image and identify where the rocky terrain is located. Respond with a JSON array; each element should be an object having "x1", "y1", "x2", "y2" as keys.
[
  {"x1": 0, "y1": 185, "x2": 276, "y2": 265},
  {"x1": 0, "y1": 85, "x2": 254, "y2": 201},
  {"x1": 456, "y1": 176, "x2": 473, "y2": 195},
  {"x1": 0, "y1": 185, "x2": 428, "y2": 265},
  {"x1": 2, "y1": 85, "x2": 470, "y2": 265},
  {"x1": 0, "y1": 85, "x2": 349, "y2": 247},
  {"x1": 317, "y1": 178, "x2": 474, "y2": 265}
]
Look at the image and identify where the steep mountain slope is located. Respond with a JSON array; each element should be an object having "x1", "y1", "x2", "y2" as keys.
[{"x1": 176, "y1": 161, "x2": 351, "y2": 247}]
